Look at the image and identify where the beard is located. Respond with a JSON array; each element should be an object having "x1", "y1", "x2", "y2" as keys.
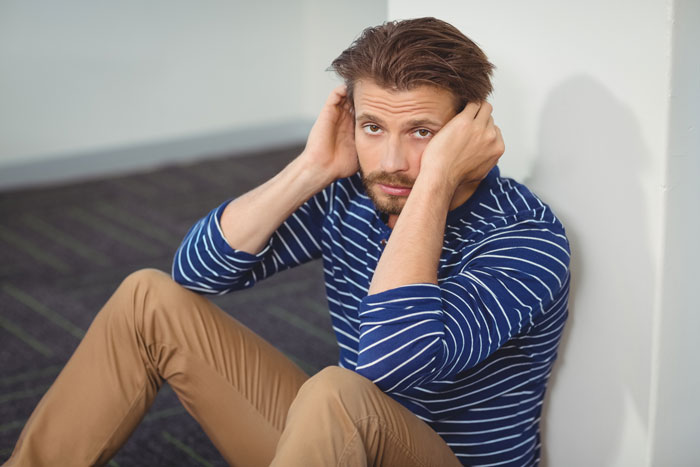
[{"x1": 360, "y1": 169, "x2": 416, "y2": 215}]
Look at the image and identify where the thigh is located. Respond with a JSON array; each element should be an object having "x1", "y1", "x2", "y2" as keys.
[{"x1": 128, "y1": 269, "x2": 310, "y2": 466}]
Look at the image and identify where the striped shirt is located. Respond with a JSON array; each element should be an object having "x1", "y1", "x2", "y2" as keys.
[{"x1": 173, "y1": 166, "x2": 570, "y2": 466}]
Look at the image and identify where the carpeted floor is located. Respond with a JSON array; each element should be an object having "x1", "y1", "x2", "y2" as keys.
[{"x1": 0, "y1": 145, "x2": 338, "y2": 465}]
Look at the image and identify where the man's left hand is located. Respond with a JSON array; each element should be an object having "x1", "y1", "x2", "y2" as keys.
[{"x1": 420, "y1": 101, "x2": 505, "y2": 191}]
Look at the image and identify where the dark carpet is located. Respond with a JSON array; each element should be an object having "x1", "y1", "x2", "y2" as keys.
[{"x1": 0, "y1": 145, "x2": 338, "y2": 466}]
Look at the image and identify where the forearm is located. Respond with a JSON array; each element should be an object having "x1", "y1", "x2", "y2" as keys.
[
  {"x1": 220, "y1": 154, "x2": 332, "y2": 255},
  {"x1": 368, "y1": 172, "x2": 455, "y2": 295}
]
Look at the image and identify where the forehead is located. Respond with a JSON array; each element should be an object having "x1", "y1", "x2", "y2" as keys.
[{"x1": 353, "y1": 80, "x2": 456, "y2": 124}]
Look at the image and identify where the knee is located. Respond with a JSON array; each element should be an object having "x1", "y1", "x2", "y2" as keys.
[
  {"x1": 120, "y1": 268, "x2": 173, "y2": 296},
  {"x1": 117, "y1": 268, "x2": 187, "y2": 307},
  {"x1": 104, "y1": 268, "x2": 184, "y2": 330},
  {"x1": 295, "y1": 366, "x2": 376, "y2": 409}
]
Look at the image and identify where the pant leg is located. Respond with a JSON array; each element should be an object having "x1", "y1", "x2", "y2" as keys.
[
  {"x1": 271, "y1": 366, "x2": 462, "y2": 467},
  {"x1": 5, "y1": 269, "x2": 308, "y2": 467}
]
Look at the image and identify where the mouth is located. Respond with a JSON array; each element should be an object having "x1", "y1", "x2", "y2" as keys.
[{"x1": 377, "y1": 183, "x2": 412, "y2": 197}]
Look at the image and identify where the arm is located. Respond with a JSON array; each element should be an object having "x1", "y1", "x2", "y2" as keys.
[
  {"x1": 173, "y1": 85, "x2": 358, "y2": 293},
  {"x1": 221, "y1": 85, "x2": 358, "y2": 254},
  {"x1": 356, "y1": 222, "x2": 571, "y2": 392}
]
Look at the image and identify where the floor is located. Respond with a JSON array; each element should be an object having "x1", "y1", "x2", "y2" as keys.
[{"x1": 0, "y1": 145, "x2": 337, "y2": 465}]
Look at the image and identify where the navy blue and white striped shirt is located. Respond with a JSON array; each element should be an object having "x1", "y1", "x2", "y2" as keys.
[{"x1": 173, "y1": 166, "x2": 570, "y2": 466}]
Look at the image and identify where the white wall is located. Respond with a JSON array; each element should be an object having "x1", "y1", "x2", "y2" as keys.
[
  {"x1": 0, "y1": 1, "x2": 306, "y2": 166},
  {"x1": 387, "y1": 1, "x2": 691, "y2": 465},
  {"x1": 651, "y1": 1, "x2": 700, "y2": 464},
  {"x1": 0, "y1": 0, "x2": 386, "y2": 180},
  {"x1": 301, "y1": 0, "x2": 387, "y2": 118}
]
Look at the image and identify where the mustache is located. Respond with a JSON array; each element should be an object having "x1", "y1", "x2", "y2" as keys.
[{"x1": 361, "y1": 171, "x2": 415, "y2": 188}]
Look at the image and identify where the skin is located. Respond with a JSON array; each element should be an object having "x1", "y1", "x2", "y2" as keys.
[{"x1": 219, "y1": 80, "x2": 504, "y2": 295}]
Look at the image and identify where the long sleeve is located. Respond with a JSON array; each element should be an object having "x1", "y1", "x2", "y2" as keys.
[
  {"x1": 172, "y1": 187, "x2": 330, "y2": 295},
  {"x1": 354, "y1": 219, "x2": 571, "y2": 393}
]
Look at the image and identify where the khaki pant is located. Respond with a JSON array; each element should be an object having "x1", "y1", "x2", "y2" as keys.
[{"x1": 5, "y1": 269, "x2": 461, "y2": 467}]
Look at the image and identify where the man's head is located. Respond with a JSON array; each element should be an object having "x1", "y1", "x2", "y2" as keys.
[
  {"x1": 330, "y1": 18, "x2": 494, "y2": 217},
  {"x1": 330, "y1": 17, "x2": 494, "y2": 113}
]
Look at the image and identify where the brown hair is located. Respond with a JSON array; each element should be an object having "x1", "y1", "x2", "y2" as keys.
[{"x1": 330, "y1": 17, "x2": 494, "y2": 111}]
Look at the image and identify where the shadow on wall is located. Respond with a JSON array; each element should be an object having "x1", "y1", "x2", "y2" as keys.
[{"x1": 525, "y1": 75, "x2": 653, "y2": 466}]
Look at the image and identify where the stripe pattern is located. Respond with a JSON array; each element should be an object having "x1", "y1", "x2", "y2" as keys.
[{"x1": 173, "y1": 166, "x2": 570, "y2": 466}]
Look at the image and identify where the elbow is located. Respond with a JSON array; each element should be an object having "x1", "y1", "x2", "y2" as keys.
[
  {"x1": 171, "y1": 253, "x2": 192, "y2": 288},
  {"x1": 171, "y1": 266, "x2": 188, "y2": 288},
  {"x1": 170, "y1": 256, "x2": 226, "y2": 294},
  {"x1": 354, "y1": 361, "x2": 395, "y2": 392},
  {"x1": 355, "y1": 343, "x2": 443, "y2": 393}
]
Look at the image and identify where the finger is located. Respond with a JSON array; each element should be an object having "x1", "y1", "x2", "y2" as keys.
[
  {"x1": 326, "y1": 84, "x2": 348, "y2": 106},
  {"x1": 339, "y1": 102, "x2": 354, "y2": 125},
  {"x1": 459, "y1": 101, "x2": 482, "y2": 120},
  {"x1": 474, "y1": 101, "x2": 493, "y2": 124}
]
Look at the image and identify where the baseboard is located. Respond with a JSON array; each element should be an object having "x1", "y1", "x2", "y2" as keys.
[{"x1": 0, "y1": 119, "x2": 313, "y2": 191}]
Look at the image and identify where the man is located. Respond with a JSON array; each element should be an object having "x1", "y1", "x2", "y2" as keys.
[{"x1": 6, "y1": 17, "x2": 570, "y2": 466}]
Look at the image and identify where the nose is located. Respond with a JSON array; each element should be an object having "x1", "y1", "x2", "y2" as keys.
[{"x1": 380, "y1": 134, "x2": 409, "y2": 173}]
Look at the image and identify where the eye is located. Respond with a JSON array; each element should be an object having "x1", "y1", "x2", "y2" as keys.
[
  {"x1": 362, "y1": 124, "x2": 383, "y2": 135},
  {"x1": 412, "y1": 128, "x2": 432, "y2": 139}
]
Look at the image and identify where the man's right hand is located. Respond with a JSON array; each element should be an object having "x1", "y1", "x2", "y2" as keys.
[
  {"x1": 219, "y1": 86, "x2": 358, "y2": 255},
  {"x1": 300, "y1": 85, "x2": 359, "y2": 184}
]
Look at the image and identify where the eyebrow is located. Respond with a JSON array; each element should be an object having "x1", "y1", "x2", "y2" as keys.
[
  {"x1": 406, "y1": 118, "x2": 443, "y2": 128},
  {"x1": 356, "y1": 113, "x2": 443, "y2": 129},
  {"x1": 355, "y1": 112, "x2": 386, "y2": 125}
]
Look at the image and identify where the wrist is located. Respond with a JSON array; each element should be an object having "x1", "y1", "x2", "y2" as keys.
[
  {"x1": 408, "y1": 170, "x2": 456, "y2": 217},
  {"x1": 291, "y1": 152, "x2": 335, "y2": 193},
  {"x1": 416, "y1": 166, "x2": 459, "y2": 199}
]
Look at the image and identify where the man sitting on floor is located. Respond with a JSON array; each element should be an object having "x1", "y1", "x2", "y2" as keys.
[{"x1": 6, "y1": 17, "x2": 570, "y2": 467}]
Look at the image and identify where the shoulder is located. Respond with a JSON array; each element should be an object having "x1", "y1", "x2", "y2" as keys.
[
  {"x1": 444, "y1": 168, "x2": 570, "y2": 275},
  {"x1": 452, "y1": 167, "x2": 567, "y2": 240}
]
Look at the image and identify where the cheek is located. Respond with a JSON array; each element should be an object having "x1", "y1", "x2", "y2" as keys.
[{"x1": 354, "y1": 136, "x2": 381, "y2": 172}]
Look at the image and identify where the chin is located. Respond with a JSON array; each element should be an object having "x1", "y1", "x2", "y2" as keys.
[{"x1": 369, "y1": 189, "x2": 405, "y2": 215}]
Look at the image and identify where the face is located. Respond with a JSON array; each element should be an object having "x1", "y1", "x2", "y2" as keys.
[{"x1": 353, "y1": 80, "x2": 457, "y2": 216}]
